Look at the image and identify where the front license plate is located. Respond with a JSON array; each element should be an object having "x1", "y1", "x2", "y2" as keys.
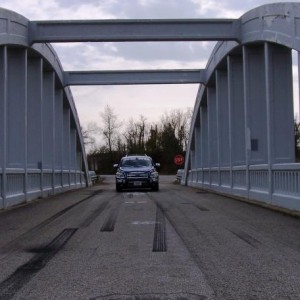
[{"x1": 133, "y1": 181, "x2": 142, "y2": 186}]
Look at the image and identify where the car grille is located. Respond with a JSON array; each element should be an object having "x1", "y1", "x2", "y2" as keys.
[{"x1": 127, "y1": 172, "x2": 148, "y2": 178}]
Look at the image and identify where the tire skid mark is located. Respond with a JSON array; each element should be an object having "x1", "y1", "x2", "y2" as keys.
[
  {"x1": 148, "y1": 193, "x2": 211, "y2": 268},
  {"x1": 228, "y1": 229, "x2": 261, "y2": 248},
  {"x1": 174, "y1": 190, "x2": 261, "y2": 248},
  {"x1": 91, "y1": 292, "x2": 207, "y2": 300},
  {"x1": 100, "y1": 202, "x2": 121, "y2": 232},
  {"x1": 169, "y1": 190, "x2": 210, "y2": 212},
  {"x1": 80, "y1": 193, "x2": 121, "y2": 228},
  {"x1": 180, "y1": 202, "x2": 209, "y2": 212},
  {"x1": 0, "y1": 228, "x2": 77, "y2": 300},
  {"x1": 148, "y1": 194, "x2": 265, "y2": 300},
  {"x1": 194, "y1": 204, "x2": 210, "y2": 212},
  {"x1": 79, "y1": 201, "x2": 109, "y2": 228},
  {"x1": 148, "y1": 193, "x2": 209, "y2": 245},
  {"x1": 0, "y1": 189, "x2": 103, "y2": 255},
  {"x1": 149, "y1": 196, "x2": 219, "y2": 298},
  {"x1": 152, "y1": 203, "x2": 167, "y2": 252}
]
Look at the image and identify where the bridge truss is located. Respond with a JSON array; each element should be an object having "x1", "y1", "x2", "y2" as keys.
[{"x1": 0, "y1": 3, "x2": 299, "y2": 211}]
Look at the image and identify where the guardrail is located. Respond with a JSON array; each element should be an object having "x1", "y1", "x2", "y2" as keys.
[
  {"x1": 1, "y1": 168, "x2": 86, "y2": 209},
  {"x1": 187, "y1": 164, "x2": 300, "y2": 211}
]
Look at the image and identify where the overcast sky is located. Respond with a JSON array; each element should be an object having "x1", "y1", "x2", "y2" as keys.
[{"x1": 0, "y1": 0, "x2": 299, "y2": 129}]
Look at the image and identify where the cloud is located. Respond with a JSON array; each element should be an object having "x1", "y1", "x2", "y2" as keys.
[
  {"x1": 0, "y1": 0, "x2": 117, "y2": 20},
  {"x1": 53, "y1": 41, "x2": 215, "y2": 72},
  {"x1": 190, "y1": 0, "x2": 243, "y2": 18},
  {"x1": 73, "y1": 84, "x2": 199, "y2": 128},
  {"x1": 107, "y1": 0, "x2": 201, "y2": 19},
  {"x1": 190, "y1": 0, "x2": 299, "y2": 18}
]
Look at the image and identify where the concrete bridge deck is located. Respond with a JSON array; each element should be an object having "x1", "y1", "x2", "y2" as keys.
[{"x1": 0, "y1": 176, "x2": 300, "y2": 299}]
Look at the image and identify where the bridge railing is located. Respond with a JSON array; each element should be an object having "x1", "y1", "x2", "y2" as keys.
[
  {"x1": 188, "y1": 163, "x2": 300, "y2": 211},
  {"x1": 3, "y1": 168, "x2": 86, "y2": 206}
]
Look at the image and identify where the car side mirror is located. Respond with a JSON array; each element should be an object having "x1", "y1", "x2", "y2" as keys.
[
  {"x1": 155, "y1": 163, "x2": 160, "y2": 168},
  {"x1": 113, "y1": 164, "x2": 119, "y2": 168}
]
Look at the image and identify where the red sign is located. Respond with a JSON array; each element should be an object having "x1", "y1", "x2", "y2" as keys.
[{"x1": 174, "y1": 155, "x2": 184, "y2": 166}]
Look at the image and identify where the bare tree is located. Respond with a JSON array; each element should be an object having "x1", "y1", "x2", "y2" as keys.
[
  {"x1": 124, "y1": 115, "x2": 148, "y2": 154},
  {"x1": 81, "y1": 121, "x2": 100, "y2": 153},
  {"x1": 160, "y1": 108, "x2": 192, "y2": 150},
  {"x1": 100, "y1": 105, "x2": 122, "y2": 159}
]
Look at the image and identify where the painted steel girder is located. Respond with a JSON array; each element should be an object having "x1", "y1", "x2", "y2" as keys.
[
  {"x1": 29, "y1": 19, "x2": 240, "y2": 43},
  {"x1": 64, "y1": 69, "x2": 206, "y2": 86}
]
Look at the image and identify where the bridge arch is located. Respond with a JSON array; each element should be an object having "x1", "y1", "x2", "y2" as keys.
[
  {"x1": 0, "y1": 8, "x2": 89, "y2": 208},
  {"x1": 185, "y1": 3, "x2": 300, "y2": 211}
]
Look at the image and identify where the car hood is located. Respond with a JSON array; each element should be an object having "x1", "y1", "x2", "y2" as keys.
[{"x1": 119, "y1": 167, "x2": 155, "y2": 173}]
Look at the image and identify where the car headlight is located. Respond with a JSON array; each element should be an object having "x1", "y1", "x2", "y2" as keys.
[
  {"x1": 116, "y1": 171, "x2": 126, "y2": 179},
  {"x1": 150, "y1": 171, "x2": 159, "y2": 178}
]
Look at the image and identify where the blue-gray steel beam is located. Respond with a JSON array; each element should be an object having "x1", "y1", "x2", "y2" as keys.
[
  {"x1": 29, "y1": 19, "x2": 240, "y2": 43},
  {"x1": 63, "y1": 69, "x2": 206, "y2": 86}
]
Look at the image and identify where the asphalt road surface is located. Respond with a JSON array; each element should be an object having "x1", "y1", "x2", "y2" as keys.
[{"x1": 0, "y1": 175, "x2": 300, "y2": 299}]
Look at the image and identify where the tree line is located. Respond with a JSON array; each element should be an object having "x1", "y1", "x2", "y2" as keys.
[
  {"x1": 83, "y1": 106, "x2": 300, "y2": 174},
  {"x1": 84, "y1": 105, "x2": 192, "y2": 174}
]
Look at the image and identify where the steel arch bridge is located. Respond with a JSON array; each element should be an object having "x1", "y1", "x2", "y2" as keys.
[{"x1": 0, "y1": 3, "x2": 299, "y2": 211}]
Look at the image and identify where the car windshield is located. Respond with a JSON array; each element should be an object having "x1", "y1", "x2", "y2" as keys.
[{"x1": 120, "y1": 157, "x2": 152, "y2": 168}]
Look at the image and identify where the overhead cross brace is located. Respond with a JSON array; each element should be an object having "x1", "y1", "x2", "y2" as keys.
[
  {"x1": 63, "y1": 69, "x2": 206, "y2": 86},
  {"x1": 29, "y1": 19, "x2": 240, "y2": 43}
]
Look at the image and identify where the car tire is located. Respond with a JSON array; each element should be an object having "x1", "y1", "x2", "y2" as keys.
[
  {"x1": 116, "y1": 183, "x2": 122, "y2": 192},
  {"x1": 152, "y1": 183, "x2": 159, "y2": 191}
]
